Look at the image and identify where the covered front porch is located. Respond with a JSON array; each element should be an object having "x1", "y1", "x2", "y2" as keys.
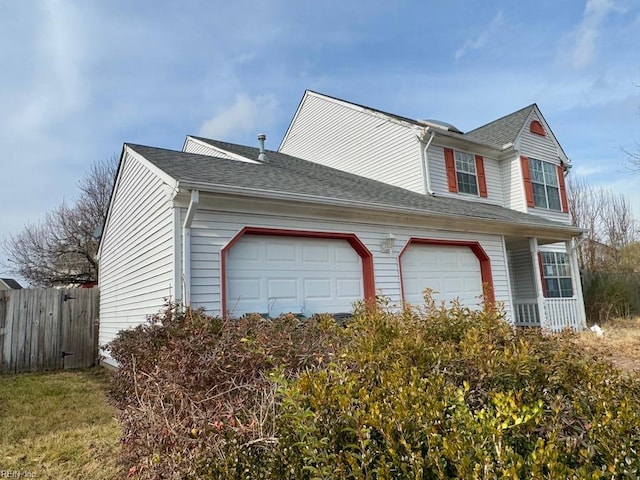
[{"x1": 506, "y1": 237, "x2": 586, "y2": 332}]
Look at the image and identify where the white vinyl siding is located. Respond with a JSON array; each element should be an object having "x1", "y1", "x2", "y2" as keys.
[
  {"x1": 430, "y1": 145, "x2": 504, "y2": 205},
  {"x1": 98, "y1": 153, "x2": 175, "y2": 360},
  {"x1": 187, "y1": 208, "x2": 512, "y2": 321},
  {"x1": 279, "y1": 93, "x2": 424, "y2": 194},
  {"x1": 501, "y1": 156, "x2": 527, "y2": 212},
  {"x1": 183, "y1": 137, "x2": 235, "y2": 158}
]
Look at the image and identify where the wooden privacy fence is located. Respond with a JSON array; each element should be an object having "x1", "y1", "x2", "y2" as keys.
[{"x1": 0, "y1": 288, "x2": 99, "y2": 373}]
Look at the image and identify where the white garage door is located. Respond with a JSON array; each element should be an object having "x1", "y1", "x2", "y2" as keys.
[
  {"x1": 402, "y1": 244, "x2": 483, "y2": 307},
  {"x1": 226, "y1": 235, "x2": 363, "y2": 317}
]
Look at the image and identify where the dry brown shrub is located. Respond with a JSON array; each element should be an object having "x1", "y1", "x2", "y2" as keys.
[{"x1": 107, "y1": 305, "x2": 344, "y2": 479}]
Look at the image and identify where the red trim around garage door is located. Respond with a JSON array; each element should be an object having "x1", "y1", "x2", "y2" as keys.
[
  {"x1": 398, "y1": 238, "x2": 495, "y2": 305},
  {"x1": 220, "y1": 227, "x2": 376, "y2": 317}
]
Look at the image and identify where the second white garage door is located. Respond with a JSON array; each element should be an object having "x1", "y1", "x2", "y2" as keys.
[
  {"x1": 226, "y1": 235, "x2": 363, "y2": 317},
  {"x1": 401, "y1": 244, "x2": 483, "y2": 308}
]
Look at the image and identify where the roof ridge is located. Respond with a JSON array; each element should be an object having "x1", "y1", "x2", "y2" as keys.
[
  {"x1": 466, "y1": 104, "x2": 536, "y2": 134},
  {"x1": 304, "y1": 90, "x2": 429, "y2": 129}
]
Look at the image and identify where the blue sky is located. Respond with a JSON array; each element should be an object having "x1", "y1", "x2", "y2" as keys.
[{"x1": 1, "y1": 0, "x2": 639, "y2": 280}]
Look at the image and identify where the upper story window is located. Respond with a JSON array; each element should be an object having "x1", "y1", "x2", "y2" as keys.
[
  {"x1": 540, "y1": 252, "x2": 573, "y2": 298},
  {"x1": 455, "y1": 151, "x2": 478, "y2": 195},
  {"x1": 529, "y1": 158, "x2": 561, "y2": 210},
  {"x1": 521, "y1": 156, "x2": 568, "y2": 213},
  {"x1": 444, "y1": 148, "x2": 488, "y2": 198}
]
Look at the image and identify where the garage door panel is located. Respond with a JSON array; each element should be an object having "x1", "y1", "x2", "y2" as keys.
[
  {"x1": 228, "y1": 278, "x2": 261, "y2": 300},
  {"x1": 402, "y1": 244, "x2": 482, "y2": 307},
  {"x1": 461, "y1": 255, "x2": 479, "y2": 268},
  {"x1": 226, "y1": 235, "x2": 363, "y2": 316},
  {"x1": 464, "y1": 277, "x2": 481, "y2": 291},
  {"x1": 267, "y1": 278, "x2": 299, "y2": 299},
  {"x1": 266, "y1": 242, "x2": 297, "y2": 262},
  {"x1": 441, "y1": 251, "x2": 459, "y2": 267},
  {"x1": 302, "y1": 245, "x2": 330, "y2": 263},
  {"x1": 336, "y1": 278, "x2": 362, "y2": 298},
  {"x1": 444, "y1": 278, "x2": 463, "y2": 294},
  {"x1": 228, "y1": 241, "x2": 260, "y2": 261},
  {"x1": 335, "y1": 246, "x2": 360, "y2": 264},
  {"x1": 304, "y1": 279, "x2": 332, "y2": 299}
]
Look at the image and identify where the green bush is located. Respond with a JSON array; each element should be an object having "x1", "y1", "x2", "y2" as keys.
[
  {"x1": 109, "y1": 298, "x2": 640, "y2": 479},
  {"x1": 582, "y1": 271, "x2": 640, "y2": 323}
]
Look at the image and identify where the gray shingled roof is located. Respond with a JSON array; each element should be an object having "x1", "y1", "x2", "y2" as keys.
[
  {"x1": 1, "y1": 278, "x2": 22, "y2": 289},
  {"x1": 465, "y1": 104, "x2": 536, "y2": 146},
  {"x1": 131, "y1": 139, "x2": 579, "y2": 235}
]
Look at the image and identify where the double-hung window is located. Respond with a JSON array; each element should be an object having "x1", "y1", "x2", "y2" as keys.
[
  {"x1": 527, "y1": 158, "x2": 562, "y2": 211},
  {"x1": 444, "y1": 148, "x2": 488, "y2": 197},
  {"x1": 455, "y1": 151, "x2": 478, "y2": 195},
  {"x1": 522, "y1": 156, "x2": 569, "y2": 212},
  {"x1": 541, "y1": 252, "x2": 573, "y2": 298}
]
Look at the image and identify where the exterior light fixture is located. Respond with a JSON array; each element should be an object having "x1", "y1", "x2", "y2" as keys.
[{"x1": 381, "y1": 233, "x2": 396, "y2": 254}]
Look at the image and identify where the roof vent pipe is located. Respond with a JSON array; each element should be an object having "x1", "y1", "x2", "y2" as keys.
[{"x1": 257, "y1": 133, "x2": 268, "y2": 162}]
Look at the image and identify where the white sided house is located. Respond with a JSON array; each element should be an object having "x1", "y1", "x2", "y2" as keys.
[
  {"x1": 280, "y1": 91, "x2": 586, "y2": 332},
  {"x1": 98, "y1": 92, "x2": 586, "y2": 367}
]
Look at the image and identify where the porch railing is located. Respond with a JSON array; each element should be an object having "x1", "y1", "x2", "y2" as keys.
[
  {"x1": 513, "y1": 297, "x2": 582, "y2": 332},
  {"x1": 514, "y1": 300, "x2": 540, "y2": 327},
  {"x1": 544, "y1": 297, "x2": 581, "y2": 332}
]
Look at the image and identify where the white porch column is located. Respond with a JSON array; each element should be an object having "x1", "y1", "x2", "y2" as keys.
[
  {"x1": 529, "y1": 238, "x2": 547, "y2": 329},
  {"x1": 567, "y1": 239, "x2": 587, "y2": 329}
]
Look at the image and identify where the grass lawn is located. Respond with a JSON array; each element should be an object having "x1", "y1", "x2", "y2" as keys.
[
  {"x1": 576, "y1": 316, "x2": 640, "y2": 373},
  {"x1": 0, "y1": 368, "x2": 122, "y2": 480}
]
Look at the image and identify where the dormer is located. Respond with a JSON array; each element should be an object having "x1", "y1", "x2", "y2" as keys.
[{"x1": 467, "y1": 104, "x2": 572, "y2": 224}]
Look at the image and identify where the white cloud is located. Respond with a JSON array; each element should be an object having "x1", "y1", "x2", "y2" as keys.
[
  {"x1": 454, "y1": 10, "x2": 504, "y2": 61},
  {"x1": 562, "y1": 0, "x2": 621, "y2": 68},
  {"x1": 198, "y1": 94, "x2": 278, "y2": 140},
  {"x1": 572, "y1": 164, "x2": 609, "y2": 177},
  {"x1": 12, "y1": 1, "x2": 88, "y2": 132}
]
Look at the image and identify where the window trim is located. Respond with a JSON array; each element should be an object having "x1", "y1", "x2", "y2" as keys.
[
  {"x1": 539, "y1": 251, "x2": 574, "y2": 298},
  {"x1": 455, "y1": 150, "x2": 479, "y2": 196},
  {"x1": 521, "y1": 156, "x2": 568, "y2": 213},
  {"x1": 444, "y1": 148, "x2": 488, "y2": 198}
]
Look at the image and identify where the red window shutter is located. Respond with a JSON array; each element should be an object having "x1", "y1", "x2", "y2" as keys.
[
  {"x1": 557, "y1": 165, "x2": 569, "y2": 213},
  {"x1": 537, "y1": 252, "x2": 547, "y2": 298},
  {"x1": 521, "y1": 156, "x2": 535, "y2": 208},
  {"x1": 475, "y1": 155, "x2": 488, "y2": 198},
  {"x1": 444, "y1": 148, "x2": 458, "y2": 193}
]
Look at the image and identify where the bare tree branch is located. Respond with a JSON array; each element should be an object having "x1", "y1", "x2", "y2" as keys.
[
  {"x1": 567, "y1": 174, "x2": 639, "y2": 271},
  {"x1": 2, "y1": 155, "x2": 118, "y2": 286}
]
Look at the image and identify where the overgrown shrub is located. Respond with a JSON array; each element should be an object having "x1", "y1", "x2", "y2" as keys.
[
  {"x1": 108, "y1": 305, "x2": 344, "y2": 478},
  {"x1": 582, "y1": 271, "x2": 640, "y2": 323},
  {"x1": 109, "y1": 297, "x2": 640, "y2": 479}
]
